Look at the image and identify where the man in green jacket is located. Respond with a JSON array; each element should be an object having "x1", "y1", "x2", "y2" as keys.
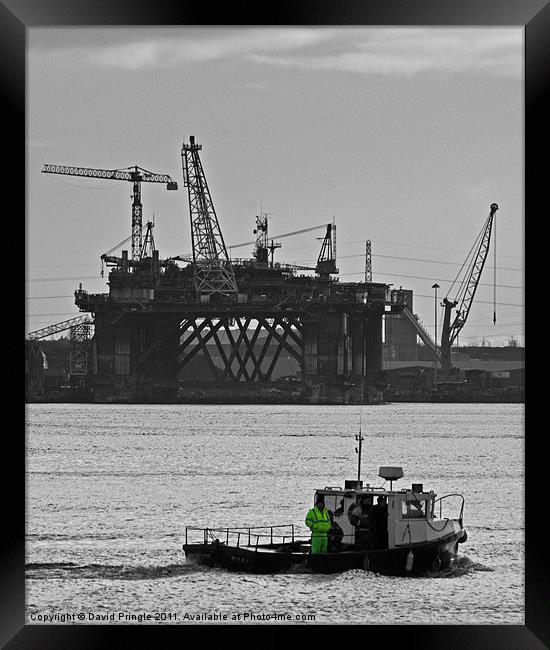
[{"x1": 305, "y1": 494, "x2": 332, "y2": 554}]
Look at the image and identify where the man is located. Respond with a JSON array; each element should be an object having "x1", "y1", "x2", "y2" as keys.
[
  {"x1": 372, "y1": 495, "x2": 388, "y2": 549},
  {"x1": 327, "y1": 510, "x2": 344, "y2": 551},
  {"x1": 305, "y1": 494, "x2": 332, "y2": 555},
  {"x1": 348, "y1": 496, "x2": 373, "y2": 550}
]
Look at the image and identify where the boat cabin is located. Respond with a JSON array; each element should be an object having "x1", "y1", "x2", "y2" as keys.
[{"x1": 314, "y1": 466, "x2": 461, "y2": 552}]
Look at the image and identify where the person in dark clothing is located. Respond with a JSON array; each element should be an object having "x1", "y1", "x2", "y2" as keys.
[
  {"x1": 333, "y1": 498, "x2": 345, "y2": 517},
  {"x1": 372, "y1": 495, "x2": 388, "y2": 549},
  {"x1": 327, "y1": 511, "x2": 344, "y2": 551},
  {"x1": 348, "y1": 496, "x2": 374, "y2": 550}
]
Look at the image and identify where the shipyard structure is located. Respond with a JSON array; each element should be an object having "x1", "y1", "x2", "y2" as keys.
[{"x1": 32, "y1": 136, "x2": 440, "y2": 404}]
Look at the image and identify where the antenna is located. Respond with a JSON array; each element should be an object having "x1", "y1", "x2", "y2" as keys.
[{"x1": 493, "y1": 214, "x2": 497, "y2": 325}]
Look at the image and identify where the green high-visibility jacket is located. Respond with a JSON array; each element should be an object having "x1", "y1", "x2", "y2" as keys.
[{"x1": 305, "y1": 506, "x2": 332, "y2": 535}]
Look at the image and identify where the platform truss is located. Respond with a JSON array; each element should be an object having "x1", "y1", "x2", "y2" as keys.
[
  {"x1": 178, "y1": 315, "x2": 303, "y2": 382},
  {"x1": 69, "y1": 323, "x2": 93, "y2": 378}
]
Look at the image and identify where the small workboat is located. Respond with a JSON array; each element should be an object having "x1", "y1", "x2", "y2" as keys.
[
  {"x1": 183, "y1": 413, "x2": 467, "y2": 576},
  {"x1": 182, "y1": 470, "x2": 467, "y2": 576}
]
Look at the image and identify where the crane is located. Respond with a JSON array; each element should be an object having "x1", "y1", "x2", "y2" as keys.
[
  {"x1": 169, "y1": 222, "x2": 332, "y2": 263},
  {"x1": 316, "y1": 222, "x2": 338, "y2": 279},
  {"x1": 42, "y1": 163, "x2": 178, "y2": 262},
  {"x1": 440, "y1": 203, "x2": 498, "y2": 370},
  {"x1": 27, "y1": 315, "x2": 92, "y2": 341},
  {"x1": 99, "y1": 220, "x2": 157, "y2": 276}
]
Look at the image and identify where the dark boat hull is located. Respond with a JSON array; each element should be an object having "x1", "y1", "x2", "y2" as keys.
[{"x1": 183, "y1": 530, "x2": 464, "y2": 576}]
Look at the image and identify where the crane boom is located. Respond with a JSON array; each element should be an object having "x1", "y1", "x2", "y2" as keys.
[
  {"x1": 440, "y1": 203, "x2": 498, "y2": 370},
  {"x1": 229, "y1": 223, "x2": 331, "y2": 251},
  {"x1": 170, "y1": 223, "x2": 331, "y2": 262},
  {"x1": 42, "y1": 163, "x2": 178, "y2": 262},
  {"x1": 27, "y1": 315, "x2": 92, "y2": 341}
]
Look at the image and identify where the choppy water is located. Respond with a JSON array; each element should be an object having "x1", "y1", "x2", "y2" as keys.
[{"x1": 25, "y1": 403, "x2": 524, "y2": 625}]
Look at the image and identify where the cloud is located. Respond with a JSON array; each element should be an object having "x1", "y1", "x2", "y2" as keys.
[
  {"x1": 248, "y1": 28, "x2": 523, "y2": 78},
  {"x1": 30, "y1": 27, "x2": 523, "y2": 78},
  {"x1": 84, "y1": 28, "x2": 340, "y2": 70}
]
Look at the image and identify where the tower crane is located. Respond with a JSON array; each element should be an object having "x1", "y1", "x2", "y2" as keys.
[
  {"x1": 440, "y1": 203, "x2": 498, "y2": 370},
  {"x1": 42, "y1": 163, "x2": 178, "y2": 262}
]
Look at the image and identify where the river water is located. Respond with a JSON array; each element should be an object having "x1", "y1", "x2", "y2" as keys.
[{"x1": 25, "y1": 402, "x2": 524, "y2": 625}]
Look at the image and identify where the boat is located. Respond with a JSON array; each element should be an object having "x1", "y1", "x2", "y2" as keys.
[
  {"x1": 182, "y1": 465, "x2": 467, "y2": 576},
  {"x1": 183, "y1": 404, "x2": 467, "y2": 576}
]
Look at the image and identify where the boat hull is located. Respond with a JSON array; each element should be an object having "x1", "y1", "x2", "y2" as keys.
[{"x1": 183, "y1": 530, "x2": 464, "y2": 576}]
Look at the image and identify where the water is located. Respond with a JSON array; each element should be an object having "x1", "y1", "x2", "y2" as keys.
[{"x1": 25, "y1": 403, "x2": 524, "y2": 625}]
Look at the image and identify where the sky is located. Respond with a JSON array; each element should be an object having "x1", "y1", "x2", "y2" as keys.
[{"x1": 26, "y1": 27, "x2": 524, "y2": 346}]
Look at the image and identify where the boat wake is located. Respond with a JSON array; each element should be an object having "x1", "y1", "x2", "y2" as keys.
[
  {"x1": 278, "y1": 556, "x2": 493, "y2": 579},
  {"x1": 25, "y1": 554, "x2": 493, "y2": 581},
  {"x1": 425, "y1": 555, "x2": 494, "y2": 578},
  {"x1": 277, "y1": 563, "x2": 315, "y2": 575},
  {"x1": 25, "y1": 562, "x2": 210, "y2": 580}
]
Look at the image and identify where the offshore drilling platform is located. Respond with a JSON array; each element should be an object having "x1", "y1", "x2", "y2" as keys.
[{"x1": 33, "y1": 136, "x2": 443, "y2": 404}]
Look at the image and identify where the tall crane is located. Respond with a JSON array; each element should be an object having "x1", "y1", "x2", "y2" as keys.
[
  {"x1": 42, "y1": 164, "x2": 178, "y2": 262},
  {"x1": 181, "y1": 136, "x2": 238, "y2": 299},
  {"x1": 440, "y1": 203, "x2": 498, "y2": 370},
  {"x1": 316, "y1": 222, "x2": 338, "y2": 279}
]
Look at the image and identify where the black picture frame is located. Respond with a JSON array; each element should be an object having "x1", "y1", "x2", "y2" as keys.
[{"x1": 8, "y1": 0, "x2": 544, "y2": 646}]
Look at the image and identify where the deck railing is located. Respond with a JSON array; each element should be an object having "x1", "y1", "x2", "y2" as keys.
[
  {"x1": 185, "y1": 525, "x2": 360, "y2": 549},
  {"x1": 185, "y1": 524, "x2": 311, "y2": 549}
]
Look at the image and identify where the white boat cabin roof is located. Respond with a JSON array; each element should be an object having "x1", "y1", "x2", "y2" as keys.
[
  {"x1": 315, "y1": 485, "x2": 435, "y2": 500},
  {"x1": 314, "y1": 466, "x2": 436, "y2": 500}
]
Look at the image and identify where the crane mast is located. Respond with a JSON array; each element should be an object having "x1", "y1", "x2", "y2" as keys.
[
  {"x1": 131, "y1": 172, "x2": 142, "y2": 261},
  {"x1": 365, "y1": 240, "x2": 372, "y2": 282},
  {"x1": 440, "y1": 203, "x2": 498, "y2": 370},
  {"x1": 181, "y1": 136, "x2": 238, "y2": 299},
  {"x1": 42, "y1": 163, "x2": 178, "y2": 263}
]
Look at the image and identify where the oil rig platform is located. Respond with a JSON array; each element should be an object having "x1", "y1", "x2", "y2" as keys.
[{"x1": 40, "y1": 136, "x2": 411, "y2": 404}]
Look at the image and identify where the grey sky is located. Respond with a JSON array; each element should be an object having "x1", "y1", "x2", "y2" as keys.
[{"x1": 27, "y1": 27, "x2": 524, "y2": 345}]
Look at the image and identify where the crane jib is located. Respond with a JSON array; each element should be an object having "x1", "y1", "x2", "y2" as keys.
[{"x1": 41, "y1": 164, "x2": 174, "y2": 184}]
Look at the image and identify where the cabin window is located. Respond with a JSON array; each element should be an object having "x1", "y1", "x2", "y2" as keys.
[
  {"x1": 322, "y1": 494, "x2": 338, "y2": 515},
  {"x1": 401, "y1": 499, "x2": 426, "y2": 519}
]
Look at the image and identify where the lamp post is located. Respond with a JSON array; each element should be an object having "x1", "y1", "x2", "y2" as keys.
[{"x1": 432, "y1": 283, "x2": 440, "y2": 387}]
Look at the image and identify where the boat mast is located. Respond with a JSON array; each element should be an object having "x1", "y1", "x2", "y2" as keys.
[
  {"x1": 355, "y1": 380, "x2": 365, "y2": 484},
  {"x1": 355, "y1": 428, "x2": 364, "y2": 484}
]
